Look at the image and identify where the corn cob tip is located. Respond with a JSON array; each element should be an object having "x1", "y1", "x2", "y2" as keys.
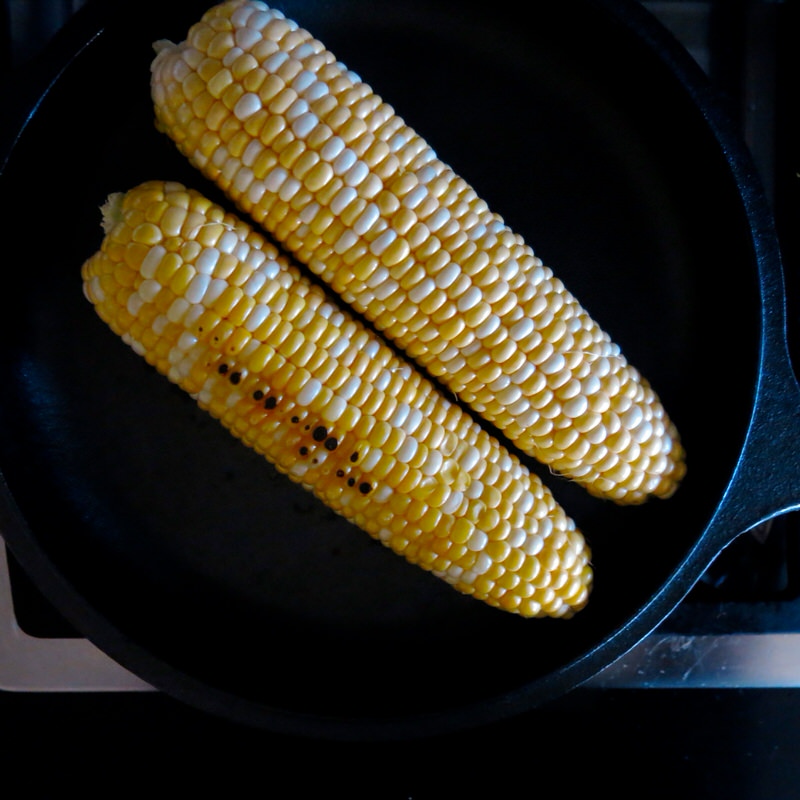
[
  {"x1": 153, "y1": 38, "x2": 176, "y2": 55},
  {"x1": 99, "y1": 192, "x2": 125, "y2": 234}
]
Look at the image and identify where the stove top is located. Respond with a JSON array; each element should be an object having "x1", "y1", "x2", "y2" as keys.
[{"x1": 1, "y1": 0, "x2": 797, "y2": 694}]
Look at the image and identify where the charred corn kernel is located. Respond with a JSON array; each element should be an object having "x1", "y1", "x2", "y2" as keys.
[
  {"x1": 82, "y1": 181, "x2": 592, "y2": 619},
  {"x1": 152, "y1": 0, "x2": 685, "y2": 505}
]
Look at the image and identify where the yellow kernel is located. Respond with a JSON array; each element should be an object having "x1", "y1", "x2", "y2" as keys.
[{"x1": 305, "y1": 161, "x2": 334, "y2": 192}]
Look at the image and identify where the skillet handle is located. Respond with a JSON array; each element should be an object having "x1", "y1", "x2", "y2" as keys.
[{"x1": 706, "y1": 235, "x2": 800, "y2": 548}]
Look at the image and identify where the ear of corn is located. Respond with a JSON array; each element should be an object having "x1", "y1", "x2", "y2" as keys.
[
  {"x1": 81, "y1": 180, "x2": 592, "y2": 618},
  {"x1": 149, "y1": 0, "x2": 686, "y2": 506}
]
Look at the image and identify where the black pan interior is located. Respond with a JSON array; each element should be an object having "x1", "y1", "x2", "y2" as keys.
[{"x1": 0, "y1": 0, "x2": 761, "y2": 735}]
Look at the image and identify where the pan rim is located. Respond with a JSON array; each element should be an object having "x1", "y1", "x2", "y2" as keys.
[{"x1": 0, "y1": 0, "x2": 785, "y2": 739}]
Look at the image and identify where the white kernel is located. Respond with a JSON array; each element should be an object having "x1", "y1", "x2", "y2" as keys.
[
  {"x1": 184, "y1": 273, "x2": 211, "y2": 304},
  {"x1": 233, "y1": 92, "x2": 262, "y2": 121},
  {"x1": 344, "y1": 160, "x2": 369, "y2": 187},
  {"x1": 389, "y1": 401, "x2": 410, "y2": 427},
  {"x1": 507, "y1": 528, "x2": 526, "y2": 548},
  {"x1": 459, "y1": 445, "x2": 481, "y2": 472},
  {"x1": 373, "y1": 276, "x2": 398, "y2": 300},
  {"x1": 332, "y1": 147, "x2": 357, "y2": 175},
  {"x1": 434, "y1": 261, "x2": 460, "y2": 289},
  {"x1": 353, "y1": 202, "x2": 380, "y2": 235},
  {"x1": 338, "y1": 375, "x2": 361, "y2": 400},
  {"x1": 289, "y1": 462, "x2": 309, "y2": 478},
  {"x1": 86, "y1": 276, "x2": 104, "y2": 303},
  {"x1": 395, "y1": 437, "x2": 418, "y2": 464},
  {"x1": 279, "y1": 176, "x2": 302, "y2": 201},
  {"x1": 402, "y1": 184, "x2": 428, "y2": 209},
  {"x1": 441, "y1": 490, "x2": 463, "y2": 515},
  {"x1": 334, "y1": 229, "x2": 358, "y2": 254},
  {"x1": 291, "y1": 69, "x2": 316, "y2": 93},
  {"x1": 540, "y1": 352, "x2": 566, "y2": 374},
  {"x1": 467, "y1": 529, "x2": 489, "y2": 552},
  {"x1": 264, "y1": 166, "x2": 289, "y2": 193},
  {"x1": 296, "y1": 377, "x2": 322, "y2": 406},
  {"x1": 140, "y1": 245, "x2": 166, "y2": 279},
  {"x1": 231, "y1": 2, "x2": 259, "y2": 26},
  {"x1": 177, "y1": 331, "x2": 197, "y2": 352},
  {"x1": 421, "y1": 448, "x2": 444, "y2": 476},
  {"x1": 473, "y1": 552, "x2": 493, "y2": 575},
  {"x1": 244, "y1": 302, "x2": 270, "y2": 332},
  {"x1": 233, "y1": 166, "x2": 255, "y2": 193},
  {"x1": 234, "y1": 26, "x2": 262, "y2": 51},
  {"x1": 475, "y1": 314, "x2": 501, "y2": 338},
  {"x1": 137, "y1": 278, "x2": 161, "y2": 302},
  {"x1": 167, "y1": 297, "x2": 190, "y2": 323},
  {"x1": 320, "y1": 135, "x2": 345, "y2": 162},
  {"x1": 263, "y1": 51, "x2": 289, "y2": 73},
  {"x1": 465, "y1": 479, "x2": 484, "y2": 500},
  {"x1": 330, "y1": 186, "x2": 357, "y2": 215},
  {"x1": 242, "y1": 270, "x2": 266, "y2": 297},
  {"x1": 524, "y1": 530, "x2": 546, "y2": 555},
  {"x1": 427, "y1": 207, "x2": 450, "y2": 232},
  {"x1": 509, "y1": 360, "x2": 536, "y2": 385},
  {"x1": 360, "y1": 447, "x2": 382, "y2": 471},
  {"x1": 408, "y1": 276, "x2": 435, "y2": 304},
  {"x1": 497, "y1": 384, "x2": 522, "y2": 405},
  {"x1": 292, "y1": 111, "x2": 319, "y2": 139},
  {"x1": 217, "y1": 230, "x2": 239, "y2": 254},
  {"x1": 402, "y1": 407, "x2": 423, "y2": 434},
  {"x1": 365, "y1": 266, "x2": 390, "y2": 289},
  {"x1": 247, "y1": 181, "x2": 266, "y2": 205},
  {"x1": 622, "y1": 404, "x2": 644, "y2": 430},
  {"x1": 222, "y1": 46, "x2": 244, "y2": 69},
  {"x1": 126, "y1": 292, "x2": 144, "y2": 317},
  {"x1": 304, "y1": 80, "x2": 329, "y2": 101},
  {"x1": 563, "y1": 394, "x2": 589, "y2": 419},
  {"x1": 510, "y1": 317, "x2": 534, "y2": 341},
  {"x1": 285, "y1": 98, "x2": 309, "y2": 122},
  {"x1": 242, "y1": 139, "x2": 263, "y2": 167},
  {"x1": 291, "y1": 42, "x2": 316, "y2": 60},
  {"x1": 298, "y1": 201, "x2": 321, "y2": 224},
  {"x1": 204, "y1": 278, "x2": 227, "y2": 305},
  {"x1": 456, "y1": 285, "x2": 482, "y2": 312},
  {"x1": 369, "y1": 228, "x2": 396, "y2": 256}
]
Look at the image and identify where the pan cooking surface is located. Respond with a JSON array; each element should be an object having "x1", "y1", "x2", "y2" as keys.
[{"x1": 0, "y1": 0, "x2": 761, "y2": 734}]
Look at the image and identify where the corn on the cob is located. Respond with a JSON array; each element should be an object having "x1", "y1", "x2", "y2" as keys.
[
  {"x1": 81, "y1": 180, "x2": 592, "y2": 618},
  {"x1": 150, "y1": 0, "x2": 686, "y2": 506}
]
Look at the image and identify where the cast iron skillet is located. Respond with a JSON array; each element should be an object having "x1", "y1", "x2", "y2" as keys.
[{"x1": 1, "y1": 0, "x2": 798, "y2": 740}]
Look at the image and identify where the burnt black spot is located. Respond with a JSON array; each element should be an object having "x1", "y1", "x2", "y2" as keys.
[
  {"x1": 253, "y1": 389, "x2": 264, "y2": 401},
  {"x1": 359, "y1": 483, "x2": 372, "y2": 494},
  {"x1": 324, "y1": 437, "x2": 338, "y2": 451},
  {"x1": 299, "y1": 446, "x2": 309, "y2": 456},
  {"x1": 350, "y1": 452, "x2": 358, "y2": 463},
  {"x1": 291, "y1": 416, "x2": 300, "y2": 424},
  {"x1": 347, "y1": 477, "x2": 355, "y2": 487},
  {"x1": 218, "y1": 363, "x2": 229, "y2": 374},
  {"x1": 264, "y1": 396, "x2": 277, "y2": 409},
  {"x1": 312, "y1": 426, "x2": 328, "y2": 442},
  {"x1": 336, "y1": 470, "x2": 345, "y2": 477},
  {"x1": 229, "y1": 371, "x2": 242, "y2": 385}
]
